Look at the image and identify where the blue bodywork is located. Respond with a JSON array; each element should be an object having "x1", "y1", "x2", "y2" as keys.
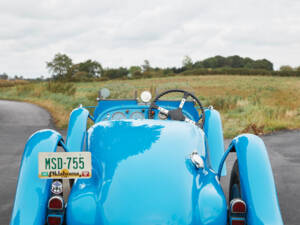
[
  {"x1": 203, "y1": 109, "x2": 226, "y2": 176},
  {"x1": 10, "y1": 92, "x2": 283, "y2": 225},
  {"x1": 66, "y1": 107, "x2": 89, "y2": 152},
  {"x1": 227, "y1": 134, "x2": 283, "y2": 224},
  {"x1": 67, "y1": 120, "x2": 227, "y2": 225},
  {"x1": 10, "y1": 130, "x2": 62, "y2": 224}
]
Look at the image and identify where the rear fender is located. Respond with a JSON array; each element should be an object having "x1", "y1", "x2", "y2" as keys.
[
  {"x1": 10, "y1": 129, "x2": 62, "y2": 225},
  {"x1": 203, "y1": 109, "x2": 226, "y2": 176},
  {"x1": 66, "y1": 107, "x2": 89, "y2": 152},
  {"x1": 229, "y1": 134, "x2": 283, "y2": 224}
]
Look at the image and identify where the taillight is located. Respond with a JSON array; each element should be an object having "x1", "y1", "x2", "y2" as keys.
[
  {"x1": 48, "y1": 196, "x2": 64, "y2": 210},
  {"x1": 230, "y1": 198, "x2": 246, "y2": 213},
  {"x1": 47, "y1": 215, "x2": 62, "y2": 225},
  {"x1": 229, "y1": 198, "x2": 247, "y2": 225},
  {"x1": 47, "y1": 180, "x2": 64, "y2": 225}
]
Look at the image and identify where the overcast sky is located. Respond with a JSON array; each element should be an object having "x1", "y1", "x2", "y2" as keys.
[{"x1": 0, "y1": 0, "x2": 299, "y2": 78}]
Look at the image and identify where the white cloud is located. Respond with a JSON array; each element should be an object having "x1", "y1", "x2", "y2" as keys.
[{"x1": 0, "y1": 0, "x2": 299, "y2": 77}]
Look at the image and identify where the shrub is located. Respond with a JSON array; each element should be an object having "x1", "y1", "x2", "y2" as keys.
[
  {"x1": 181, "y1": 67, "x2": 300, "y2": 77},
  {"x1": 72, "y1": 71, "x2": 91, "y2": 82},
  {"x1": 103, "y1": 67, "x2": 129, "y2": 79}
]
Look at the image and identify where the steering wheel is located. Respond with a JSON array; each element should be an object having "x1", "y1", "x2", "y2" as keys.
[{"x1": 148, "y1": 89, "x2": 205, "y2": 127}]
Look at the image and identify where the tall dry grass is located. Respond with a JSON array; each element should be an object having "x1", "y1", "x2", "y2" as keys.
[{"x1": 0, "y1": 79, "x2": 28, "y2": 87}]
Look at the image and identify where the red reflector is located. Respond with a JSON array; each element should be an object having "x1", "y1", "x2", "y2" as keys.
[
  {"x1": 232, "y1": 220, "x2": 245, "y2": 225},
  {"x1": 232, "y1": 201, "x2": 246, "y2": 212},
  {"x1": 231, "y1": 199, "x2": 246, "y2": 213},
  {"x1": 48, "y1": 216, "x2": 61, "y2": 225},
  {"x1": 48, "y1": 196, "x2": 63, "y2": 210}
]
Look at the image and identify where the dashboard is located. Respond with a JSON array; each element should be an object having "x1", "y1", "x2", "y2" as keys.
[
  {"x1": 95, "y1": 103, "x2": 198, "y2": 123},
  {"x1": 98, "y1": 106, "x2": 149, "y2": 121},
  {"x1": 93, "y1": 90, "x2": 201, "y2": 123},
  {"x1": 94, "y1": 96, "x2": 200, "y2": 123}
]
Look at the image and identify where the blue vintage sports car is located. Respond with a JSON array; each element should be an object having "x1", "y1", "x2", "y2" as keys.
[{"x1": 10, "y1": 89, "x2": 283, "y2": 225}]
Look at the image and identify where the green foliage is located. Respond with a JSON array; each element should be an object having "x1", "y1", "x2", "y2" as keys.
[
  {"x1": 182, "y1": 56, "x2": 193, "y2": 69},
  {"x1": 226, "y1": 55, "x2": 245, "y2": 68},
  {"x1": 280, "y1": 65, "x2": 294, "y2": 71},
  {"x1": 46, "y1": 53, "x2": 104, "y2": 82},
  {"x1": 182, "y1": 67, "x2": 300, "y2": 77},
  {"x1": 103, "y1": 67, "x2": 129, "y2": 79},
  {"x1": 252, "y1": 59, "x2": 273, "y2": 70},
  {"x1": 0, "y1": 73, "x2": 8, "y2": 80},
  {"x1": 141, "y1": 60, "x2": 151, "y2": 72},
  {"x1": 44, "y1": 53, "x2": 300, "y2": 82},
  {"x1": 46, "y1": 53, "x2": 73, "y2": 80},
  {"x1": 71, "y1": 60, "x2": 103, "y2": 80},
  {"x1": 72, "y1": 71, "x2": 90, "y2": 82},
  {"x1": 193, "y1": 55, "x2": 273, "y2": 71},
  {"x1": 129, "y1": 66, "x2": 142, "y2": 78}
]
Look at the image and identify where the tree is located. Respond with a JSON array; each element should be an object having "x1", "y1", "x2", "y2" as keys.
[
  {"x1": 182, "y1": 55, "x2": 193, "y2": 69},
  {"x1": 190, "y1": 55, "x2": 274, "y2": 71},
  {"x1": 70, "y1": 59, "x2": 103, "y2": 81},
  {"x1": 103, "y1": 67, "x2": 129, "y2": 79},
  {"x1": 252, "y1": 59, "x2": 273, "y2": 71},
  {"x1": 201, "y1": 56, "x2": 226, "y2": 68},
  {"x1": 214, "y1": 55, "x2": 226, "y2": 68},
  {"x1": 129, "y1": 66, "x2": 142, "y2": 78},
  {"x1": 141, "y1": 60, "x2": 151, "y2": 72},
  {"x1": 243, "y1": 57, "x2": 255, "y2": 69},
  {"x1": 193, "y1": 61, "x2": 204, "y2": 68},
  {"x1": 14, "y1": 75, "x2": 23, "y2": 80},
  {"x1": 226, "y1": 55, "x2": 244, "y2": 68},
  {"x1": 76, "y1": 60, "x2": 103, "y2": 78},
  {"x1": 279, "y1": 65, "x2": 293, "y2": 72},
  {"x1": 0, "y1": 73, "x2": 8, "y2": 80},
  {"x1": 73, "y1": 71, "x2": 90, "y2": 81},
  {"x1": 35, "y1": 76, "x2": 45, "y2": 81},
  {"x1": 46, "y1": 53, "x2": 73, "y2": 80}
]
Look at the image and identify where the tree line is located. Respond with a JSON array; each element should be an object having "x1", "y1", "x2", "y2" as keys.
[
  {"x1": 183, "y1": 55, "x2": 274, "y2": 71},
  {"x1": 1, "y1": 53, "x2": 300, "y2": 81},
  {"x1": 45, "y1": 53, "x2": 300, "y2": 81}
]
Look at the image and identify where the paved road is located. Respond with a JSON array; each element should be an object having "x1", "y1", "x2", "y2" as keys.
[
  {"x1": 0, "y1": 100, "x2": 56, "y2": 224},
  {"x1": 0, "y1": 100, "x2": 299, "y2": 224}
]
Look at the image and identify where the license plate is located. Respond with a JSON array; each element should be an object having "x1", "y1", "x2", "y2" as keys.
[{"x1": 38, "y1": 152, "x2": 92, "y2": 179}]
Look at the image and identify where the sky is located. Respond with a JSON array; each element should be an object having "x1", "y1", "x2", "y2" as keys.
[{"x1": 0, "y1": 0, "x2": 299, "y2": 78}]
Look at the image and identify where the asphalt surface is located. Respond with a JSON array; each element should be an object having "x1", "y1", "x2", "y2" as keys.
[{"x1": 0, "y1": 100, "x2": 299, "y2": 224}]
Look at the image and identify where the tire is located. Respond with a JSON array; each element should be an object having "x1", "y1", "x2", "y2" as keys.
[{"x1": 229, "y1": 159, "x2": 241, "y2": 203}]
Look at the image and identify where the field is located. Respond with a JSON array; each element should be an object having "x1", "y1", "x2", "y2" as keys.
[
  {"x1": 1, "y1": 75, "x2": 300, "y2": 138},
  {"x1": 0, "y1": 79, "x2": 28, "y2": 87}
]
